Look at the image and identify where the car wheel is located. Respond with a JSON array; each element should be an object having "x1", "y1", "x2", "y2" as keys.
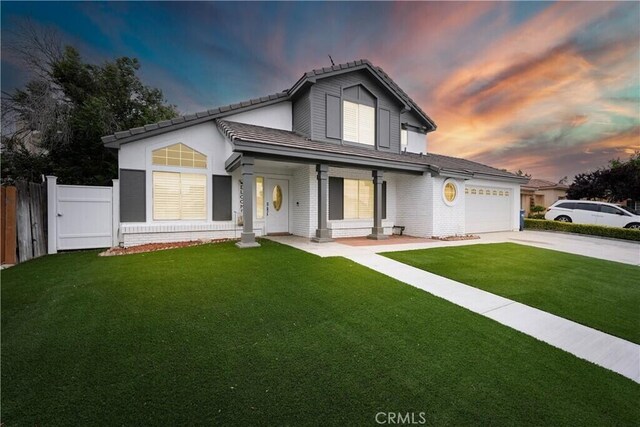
[
  {"x1": 555, "y1": 215, "x2": 572, "y2": 223},
  {"x1": 625, "y1": 223, "x2": 640, "y2": 229}
]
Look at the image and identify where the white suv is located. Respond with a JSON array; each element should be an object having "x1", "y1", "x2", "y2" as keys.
[{"x1": 544, "y1": 200, "x2": 640, "y2": 229}]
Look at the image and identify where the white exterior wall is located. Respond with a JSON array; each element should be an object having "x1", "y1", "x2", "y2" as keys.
[
  {"x1": 290, "y1": 165, "x2": 315, "y2": 238},
  {"x1": 225, "y1": 102, "x2": 292, "y2": 131},
  {"x1": 115, "y1": 100, "x2": 521, "y2": 245},
  {"x1": 395, "y1": 173, "x2": 433, "y2": 237},
  {"x1": 117, "y1": 103, "x2": 293, "y2": 246},
  {"x1": 431, "y1": 176, "x2": 466, "y2": 237}
]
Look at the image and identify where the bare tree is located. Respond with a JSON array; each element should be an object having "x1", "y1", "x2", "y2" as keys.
[{"x1": 1, "y1": 19, "x2": 70, "y2": 150}]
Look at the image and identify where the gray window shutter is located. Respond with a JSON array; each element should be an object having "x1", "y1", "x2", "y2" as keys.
[
  {"x1": 382, "y1": 181, "x2": 387, "y2": 220},
  {"x1": 379, "y1": 109, "x2": 390, "y2": 148},
  {"x1": 120, "y1": 169, "x2": 146, "y2": 222},
  {"x1": 329, "y1": 177, "x2": 344, "y2": 220},
  {"x1": 326, "y1": 94, "x2": 341, "y2": 139},
  {"x1": 212, "y1": 175, "x2": 232, "y2": 221}
]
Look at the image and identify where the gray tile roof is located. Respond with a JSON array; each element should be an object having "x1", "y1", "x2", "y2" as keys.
[
  {"x1": 103, "y1": 58, "x2": 436, "y2": 147},
  {"x1": 102, "y1": 91, "x2": 289, "y2": 146},
  {"x1": 217, "y1": 119, "x2": 524, "y2": 181},
  {"x1": 522, "y1": 178, "x2": 568, "y2": 190}
]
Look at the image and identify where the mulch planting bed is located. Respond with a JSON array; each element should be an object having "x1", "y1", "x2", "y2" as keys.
[{"x1": 99, "y1": 238, "x2": 236, "y2": 256}]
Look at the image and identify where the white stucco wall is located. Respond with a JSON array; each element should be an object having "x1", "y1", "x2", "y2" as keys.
[
  {"x1": 119, "y1": 121, "x2": 235, "y2": 227},
  {"x1": 225, "y1": 101, "x2": 292, "y2": 131}
]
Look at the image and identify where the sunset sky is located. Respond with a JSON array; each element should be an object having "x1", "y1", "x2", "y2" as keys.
[{"x1": 2, "y1": 1, "x2": 638, "y2": 181}]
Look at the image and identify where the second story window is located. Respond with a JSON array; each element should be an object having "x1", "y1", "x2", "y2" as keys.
[
  {"x1": 401, "y1": 129, "x2": 408, "y2": 151},
  {"x1": 343, "y1": 100, "x2": 375, "y2": 146}
]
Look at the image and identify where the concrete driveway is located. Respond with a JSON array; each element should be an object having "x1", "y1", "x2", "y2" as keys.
[
  {"x1": 478, "y1": 231, "x2": 639, "y2": 266},
  {"x1": 268, "y1": 230, "x2": 640, "y2": 266}
]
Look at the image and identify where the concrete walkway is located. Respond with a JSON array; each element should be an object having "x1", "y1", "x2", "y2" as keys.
[{"x1": 267, "y1": 232, "x2": 640, "y2": 383}]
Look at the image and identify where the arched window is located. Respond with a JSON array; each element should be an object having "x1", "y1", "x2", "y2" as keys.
[{"x1": 152, "y1": 143, "x2": 207, "y2": 168}]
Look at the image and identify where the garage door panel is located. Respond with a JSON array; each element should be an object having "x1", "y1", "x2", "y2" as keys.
[{"x1": 465, "y1": 187, "x2": 512, "y2": 233}]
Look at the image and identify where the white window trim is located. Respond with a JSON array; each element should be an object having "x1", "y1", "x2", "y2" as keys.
[{"x1": 442, "y1": 179, "x2": 459, "y2": 207}]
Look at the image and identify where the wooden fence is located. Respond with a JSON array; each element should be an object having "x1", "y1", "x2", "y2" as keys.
[
  {"x1": 1, "y1": 186, "x2": 17, "y2": 265},
  {"x1": 1, "y1": 181, "x2": 47, "y2": 265}
]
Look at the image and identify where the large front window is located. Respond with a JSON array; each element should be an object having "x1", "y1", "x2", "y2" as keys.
[
  {"x1": 343, "y1": 100, "x2": 375, "y2": 145},
  {"x1": 344, "y1": 179, "x2": 374, "y2": 219},
  {"x1": 153, "y1": 171, "x2": 206, "y2": 220}
]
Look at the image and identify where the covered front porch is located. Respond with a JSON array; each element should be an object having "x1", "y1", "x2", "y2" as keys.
[{"x1": 227, "y1": 155, "x2": 420, "y2": 248}]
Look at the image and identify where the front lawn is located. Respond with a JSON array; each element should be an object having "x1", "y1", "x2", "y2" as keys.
[
  {"x1": 384, "y1": 242, "x2": 640, "y2": 343},
  {"x1": 2, "y1": 240, "x2": 638, "y2": 425}
]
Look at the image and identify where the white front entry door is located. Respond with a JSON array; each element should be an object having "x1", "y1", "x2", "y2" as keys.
[{"x1": 265, "y1": 179, "x2": 289, "y2": 234}]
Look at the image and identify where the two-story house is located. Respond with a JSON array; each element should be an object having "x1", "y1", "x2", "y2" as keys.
[{"x1": 103, "y1": 59, "x2": 528, "y2": 247}]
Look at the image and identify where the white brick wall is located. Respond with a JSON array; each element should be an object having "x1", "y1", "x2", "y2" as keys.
[
  {"x1": 431, "y1": 176, "x2": 466, "y2": 237},
  {"x1": 395, "y1": 173, "x2": 433, "y2": 237},
  {"x1": 290, "y1": 165, "x2": 315, "y2": 237},
  {"x1": 121, "y1": 222, "x2": 263, "y2": 247}
]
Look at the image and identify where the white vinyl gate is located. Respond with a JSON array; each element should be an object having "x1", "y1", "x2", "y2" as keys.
[{"x1": 47, "y1": 176, "x2": 120, "y2": 253}]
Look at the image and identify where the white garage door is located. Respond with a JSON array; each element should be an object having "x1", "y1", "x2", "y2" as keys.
[{"x1": 465, "y1": 186, "x2": 512, "y2": 233}]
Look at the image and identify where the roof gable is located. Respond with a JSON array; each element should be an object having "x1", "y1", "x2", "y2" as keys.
[{"x1": 289, "y1": 59, "x2": 436, "y2": 131}]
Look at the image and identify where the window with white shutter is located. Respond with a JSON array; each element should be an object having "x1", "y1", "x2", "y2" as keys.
[
  {"x1": 343, "y1": 179, "x2": 374, "y2": 219},
  {"x1": 358, "y1": 104, "x2": 375, "y2": 146},
  {"x1": 342, "y1": 100, "x2": 375, "y2": 145},
  {"x1": 343, "y1": 100, "x2": 359, "y2": 143},
  {"x1": 153, "y1": 171, "x2": 206, "y2": 220}
]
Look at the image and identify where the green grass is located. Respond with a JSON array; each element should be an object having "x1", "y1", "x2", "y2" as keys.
[
  {"x1": 2, "y1": 240, "x2": 638, "y2": 425},
  {"x1": 384, "y1": 243, "x2": 640, "y2": 344}
]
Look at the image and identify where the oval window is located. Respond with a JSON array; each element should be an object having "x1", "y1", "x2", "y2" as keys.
[
  {"x1": 272, "y1": 185, "x2": 283, "y2": 211},
  {"x1": 444, "y1": 182, "x2": 457, "y2": 203}
]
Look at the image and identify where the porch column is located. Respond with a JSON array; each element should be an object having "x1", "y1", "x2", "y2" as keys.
[
  {"x1": 312, "y1": 164, "x2": 333, "y2": 243},
  {"x1": 236, "y1": 156, "x2": 260, "y2": 248},
  {"x1": 368, "y1": 169, "x2": 388, "y2": 240}
]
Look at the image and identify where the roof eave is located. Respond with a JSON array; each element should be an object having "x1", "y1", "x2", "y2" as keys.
[
  {"x1": 102, "y1": 95, "x2": 290, "y2": 148},
  {"x1": 230, "y1": 139, "x2": 427, "y2": 173}
]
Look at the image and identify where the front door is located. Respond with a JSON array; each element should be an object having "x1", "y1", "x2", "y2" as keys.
[{"x1": 265, "y1": 179, "x2": 289, "y2": 234}]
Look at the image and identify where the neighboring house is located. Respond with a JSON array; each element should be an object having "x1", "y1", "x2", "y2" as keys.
[
  {"x1": 520, "y1": 179, "x2": 569, "y2": 215},
  {"x1": 103, "y1": 59, "x2": 528, "y2": 248}
]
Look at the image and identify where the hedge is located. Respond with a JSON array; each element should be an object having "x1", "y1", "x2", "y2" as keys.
[{"x1": 524, "y1": 219, "x2": 640, "y2": 242}]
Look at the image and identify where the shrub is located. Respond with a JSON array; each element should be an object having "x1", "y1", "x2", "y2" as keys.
[
  {"x1": 528, "y1": 213, "x2": 546, "y2": 219},
  {"x1": 531, "y1": 205, "x2": 546, "y2": 213},
  {"x1": 524, "y1": 219, "x2": 640, "y2": 242}
]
